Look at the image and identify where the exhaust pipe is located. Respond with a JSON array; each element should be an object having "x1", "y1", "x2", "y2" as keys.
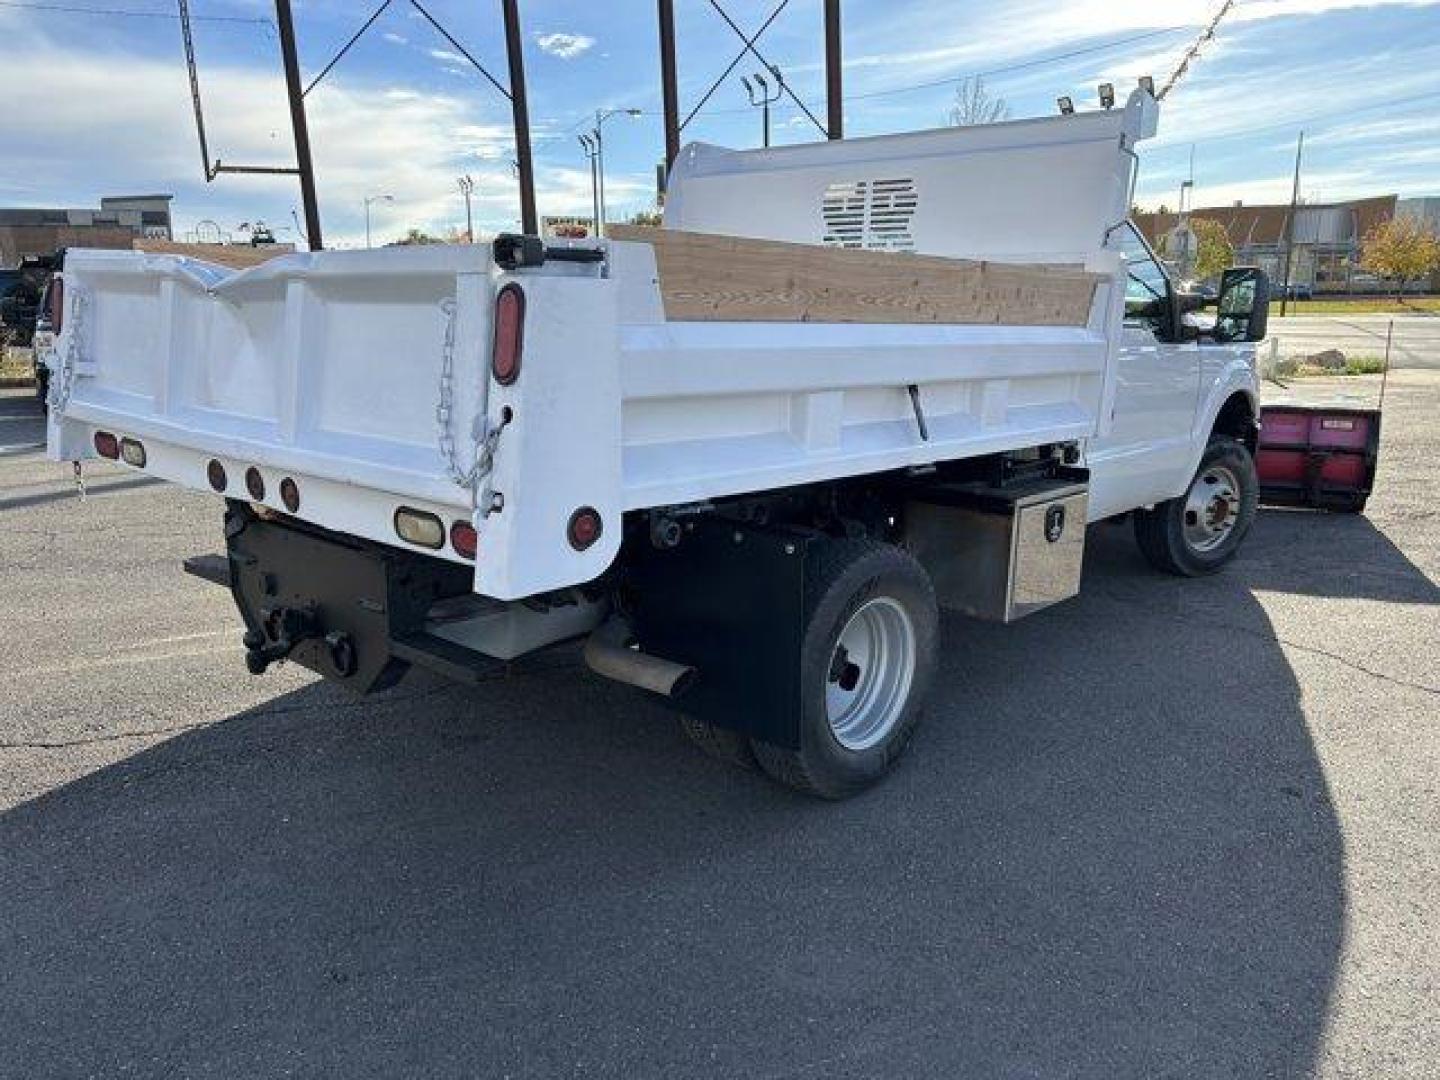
[{"x1": 583, "y1": 618, "x2": 697, "y2": 698}]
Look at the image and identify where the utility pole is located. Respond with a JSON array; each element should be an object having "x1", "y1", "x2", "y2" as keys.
[
  {"x1": 501, "y1": 0, "x2": 537, "y2": 235},
  {"x1": 274, "y1": 0, "x2": 323, "y2": 249},
  {"x1": 578, "y1": 133, "x2": 601, "y2": 237},
  {"x1": 825, "y1": 0, "x2": 842, "y2": 139},
  {"x1": 457, "y1": 174, "x2": 475, "y2": 242},
  {"x1": 1280, "y1": 130, "x2": 1304, "y2": 317},
  {"x1": 743, "y1": 69, "x2": 783, "y2": 148}
]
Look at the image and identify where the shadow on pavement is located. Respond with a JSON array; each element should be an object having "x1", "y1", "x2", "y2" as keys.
[
  {"x1": 0, "y1": 526, "x2": 1346, "y2": 1079},
  {"x1": 1247, "y1": 507, "x2": 1440, "y2": 605}
]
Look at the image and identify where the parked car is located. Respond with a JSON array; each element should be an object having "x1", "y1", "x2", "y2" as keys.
[{"x1": 32, "y1": 273, "x2": 60, "y2": 405}]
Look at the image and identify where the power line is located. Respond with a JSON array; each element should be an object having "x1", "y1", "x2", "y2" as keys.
[
  {"x1": 563, "y1": 23, "x2": 1194, "y2": 134},
  {"x1": 0, "y1": 0, "x2": 269, "y2": 24},
  {"x1": 847, "y1": 25, "x2": 1193, "y2": 103},
  {"x1": 1146, "y1": 89, "x2": 1440, "y2": 151}
]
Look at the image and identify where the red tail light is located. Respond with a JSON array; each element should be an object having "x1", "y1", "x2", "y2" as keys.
[
  {"x1": 48, "y1": 276, "x2": 64, "y2": 333},
  {"x1": 93, "y1": 431, "x2": 119, "y2": 459},
  {"x1": 450, "y1": 520, "x2": 478, "y2": 559},
  {"x1": 492, "y1": 283, "x2": 525, "y2": 385},
  {"x1": 567, "y1": 506, "x2": 603, "y2": 551}
]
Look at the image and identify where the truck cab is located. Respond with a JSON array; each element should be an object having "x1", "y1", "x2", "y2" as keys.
[{"x1": 1088, "y1": 221, "x2": 1266, "y2": 534}]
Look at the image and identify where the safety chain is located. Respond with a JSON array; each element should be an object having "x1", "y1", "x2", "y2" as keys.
[
  {"x1": 47, "y1": 287, "x2": 85, "y2": 415},
  {"x1": 435, "y1": 298, "x2": 507, "y2": 509}
]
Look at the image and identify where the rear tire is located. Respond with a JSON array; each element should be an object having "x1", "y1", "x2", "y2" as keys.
[
  {"x1": 1134, "y1": 437, "x2": 1258, "y2": 576},
  {"x1": 751, "y1": 540, "x2": 939, "y2": 799}
]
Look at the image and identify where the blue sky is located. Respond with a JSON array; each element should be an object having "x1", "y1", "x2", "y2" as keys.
[{"x1": 2, "y1": 0, "x2": 1437, "y2": 247}]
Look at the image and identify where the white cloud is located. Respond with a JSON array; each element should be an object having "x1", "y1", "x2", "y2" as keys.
[
  {"x1": 428, "y1": 48, "x2": 466, "y2": 64},
  {"x1": 535, "y1": 32, "x2": 596, "y2": 60},
  {"x1": 382, "y1": 32, "x2": 407, "y2": 45}
]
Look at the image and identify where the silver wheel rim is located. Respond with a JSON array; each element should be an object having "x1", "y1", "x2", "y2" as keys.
[
  {"x1": 825, "y1": 596, "x2": 917, "y2": 752},
  {"x1": 1183, "y1": 463, "x2": 1242, "y2": 553}
]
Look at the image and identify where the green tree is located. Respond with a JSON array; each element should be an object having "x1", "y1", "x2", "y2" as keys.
[
  {"x1": 627, "y1": 209, "x2": 663, "y2": 228},
  {"x1": 1191, "y1": 217, "x2": 1235, "y2": 281},
  {"x1": 391, "y1": 228, "x2": 442, "y2": 246},
  {"x1": 1362, "y1": 216, "x2": 1440, "y2": 299}
]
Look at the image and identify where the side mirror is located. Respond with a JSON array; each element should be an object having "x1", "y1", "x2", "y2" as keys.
[{"x1": 1213, "y1": 267, "x2": 1269, "y2": 343}]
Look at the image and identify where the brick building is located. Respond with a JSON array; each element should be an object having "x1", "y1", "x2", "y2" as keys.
[{"x1": 0, "y1": 194, "x2": 173, "y2": 267}]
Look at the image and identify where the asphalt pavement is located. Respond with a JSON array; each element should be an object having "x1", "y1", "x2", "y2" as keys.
[{"x1": 1, "y1": 376, "x2": 1437, "y2": 1078}]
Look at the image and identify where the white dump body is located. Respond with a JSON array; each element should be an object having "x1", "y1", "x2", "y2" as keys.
[{"x1": 48, "y1": 93, "x2": 1159, "y2": 602}]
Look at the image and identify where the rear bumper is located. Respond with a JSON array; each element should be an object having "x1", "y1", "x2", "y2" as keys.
[{"x1": 209, "y1": 504, "x2": 491, "y2": 691}]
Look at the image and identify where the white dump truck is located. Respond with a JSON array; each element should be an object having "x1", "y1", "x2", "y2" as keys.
[{"x1": 45, "y1": 89, "x2": 1268, "y2": 797}]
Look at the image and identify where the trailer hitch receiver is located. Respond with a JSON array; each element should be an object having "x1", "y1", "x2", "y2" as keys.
[{"x1": 243, "y1": 604, "x2": 319, "y2": 674}]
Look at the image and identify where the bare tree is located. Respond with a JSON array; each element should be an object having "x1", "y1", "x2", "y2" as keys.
[{"x1": 947, "y1": 76, "x2": 1010, "y2": 127}]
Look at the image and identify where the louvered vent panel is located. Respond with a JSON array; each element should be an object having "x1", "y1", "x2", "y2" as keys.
[{"x1": 822, "y1": 178, "x2": 917, "y2": 252}]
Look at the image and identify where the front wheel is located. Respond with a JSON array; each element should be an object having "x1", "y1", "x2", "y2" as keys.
[
  {"x1": 1133, "y1": 436, "x2": 1258, "y2": 576},
  {"x1": 751, "y1": 540, "x2": 939, "y2": 799}
]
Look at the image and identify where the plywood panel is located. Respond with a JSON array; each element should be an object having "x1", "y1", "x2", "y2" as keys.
[
  {"x1": 134, "y1": 239, "x2": 296, "y2": 269},
  {"x1": 607, "y1": 226, "x2": 1102, "y2": 326}
]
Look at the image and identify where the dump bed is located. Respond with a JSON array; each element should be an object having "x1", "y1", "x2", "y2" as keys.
[{"x1": 47, "y1": 93, "x2": 1157, "y2": 602}]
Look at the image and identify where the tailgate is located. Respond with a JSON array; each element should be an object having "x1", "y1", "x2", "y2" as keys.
[{"x1": 47, "y1": 245, "x2": 495, "y2": 559}]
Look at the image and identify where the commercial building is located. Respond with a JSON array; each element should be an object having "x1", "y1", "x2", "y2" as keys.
[
  {"x1": 1134, "y1": 194, "x2": 1438, "y2": 294},
  {"x1": 0, "y1": 195, "x2": 173, "y2": 267}
]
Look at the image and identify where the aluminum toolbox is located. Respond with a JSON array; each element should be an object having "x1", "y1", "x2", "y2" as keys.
[
  {"x1": 905, "y1": 472, "x2": 1089, "y2": 623},
  {"x1": 1257, "y1": 405, "x2": 1380, "y2": 513}
]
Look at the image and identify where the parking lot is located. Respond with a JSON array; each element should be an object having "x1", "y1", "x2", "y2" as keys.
[{"x1": 1, "y1": 373, "x2": 1436, "y2": 1077}]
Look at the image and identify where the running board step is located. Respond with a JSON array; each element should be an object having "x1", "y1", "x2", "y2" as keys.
[{"x1": 390, "y1": 631, "x2": 508, "y2": 686}]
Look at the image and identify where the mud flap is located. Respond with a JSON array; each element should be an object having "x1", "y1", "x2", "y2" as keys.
[{"x1": 625, "y1": 517, "x2": 814, "y2": 749}]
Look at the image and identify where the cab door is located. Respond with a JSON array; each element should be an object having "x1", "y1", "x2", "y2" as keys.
[{"x1": 1087, "y1": 223, "x2": 1201, "y2": 520}]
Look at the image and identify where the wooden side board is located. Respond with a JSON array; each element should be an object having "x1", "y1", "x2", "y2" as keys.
[
  {"x1": 606, "y1": 226, "x2": 1103, "y2": 327},
  {"x1": 134, "y1": 239, "x2": 296, "y2": 269}
]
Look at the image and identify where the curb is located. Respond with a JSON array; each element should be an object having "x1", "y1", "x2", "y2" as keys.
[{"x1": 1, "y1": 377, "x2": 38, "y2": 389}]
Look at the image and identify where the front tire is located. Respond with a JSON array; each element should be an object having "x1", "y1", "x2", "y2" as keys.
[
  {"x1": 752, "y1": 540, "x2": 939, "y2": 799},
  {"x1": 1134, "y1": 437, "x2": 1258, "y2": 576}
]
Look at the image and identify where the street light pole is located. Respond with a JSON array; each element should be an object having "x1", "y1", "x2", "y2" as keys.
[
  {"x1": 364, "y1": 193, "x2": 393, "y2": 248},
  {"x1": 742, "y1": 70, "x2": 783, "y2": 148},
  {"x1": 578, "y1": 133, "x2": 600, "y2": 237},
  {"x1": 592, "y1": 107, "x2": 642, "y2": 236},
  {"x1": 457, "y1": 175, "x2": 475, "y2": 243}
]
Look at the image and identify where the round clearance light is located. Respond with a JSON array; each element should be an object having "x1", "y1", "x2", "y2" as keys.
[
  {"x1": 567, "y1": 506, "x2": 603, "y2": 551},
  {"x1": 206, "y1": 459, "x2": 227, "y2": 492},
  {"x1": 245, "y1": 467, "x2": 265, "y2": 501},
  {"x1": 119, "y1": 438, "x2": 146, "y2": 468},
  {"x1": 93, "y1": 431, "x2": 119, "y2": 459},
  {"x1": 279, "y1": 477, "x2": 301, "y2": 513},
  {"x1": 450, "y1": 520, "x2": 478, "y2": 560},
  {"x1": 394, "y1": 507, "x2": 445, "y2": 549}
]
